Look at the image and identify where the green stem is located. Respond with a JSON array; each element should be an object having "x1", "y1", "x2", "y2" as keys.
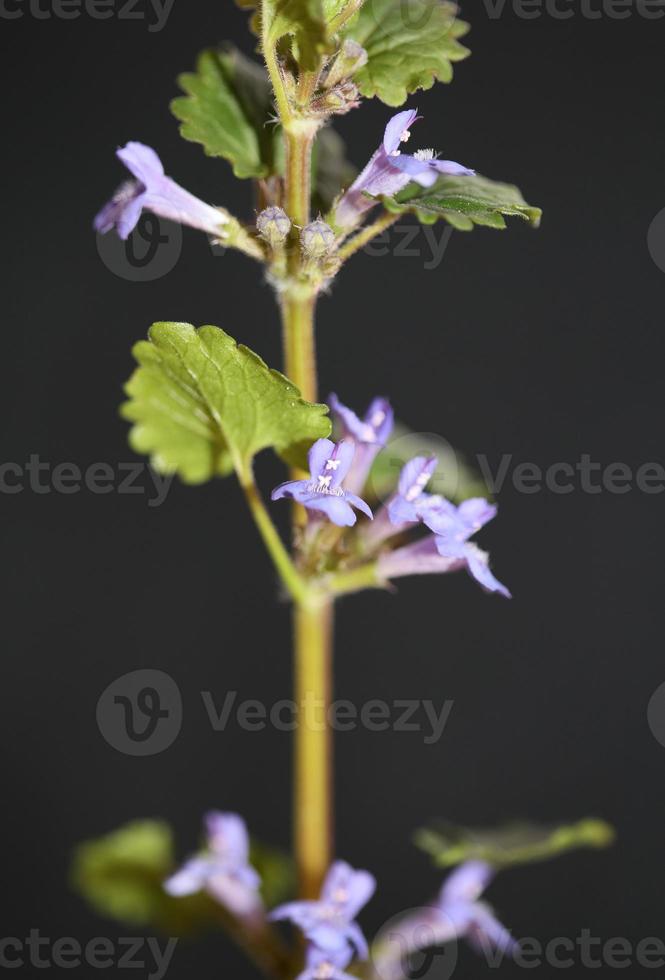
[
  {"x1": 336, "y1": 211, "x2": 401, "y2": 264},
  {"x1": 326, "y1": 562, "x2": 382, "y2": 597},
  {"x1": 293, "y1": 595, "x2": 334, "y2": 899},
  {"x1": 239, "y1": 468, "x2": 309, "y2": 605}
]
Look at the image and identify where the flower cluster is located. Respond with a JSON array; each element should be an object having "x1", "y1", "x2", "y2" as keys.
[
  {"x1": 271, "y1": 394, "x2": 510, "y2": 598},
  {"x1": 165, "y1": 814, "x2": 518, "y2": 978}
]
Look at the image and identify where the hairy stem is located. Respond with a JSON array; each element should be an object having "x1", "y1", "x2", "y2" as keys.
[{"x1": 281, "y1": 113, "x2": 334, "y2": 897}]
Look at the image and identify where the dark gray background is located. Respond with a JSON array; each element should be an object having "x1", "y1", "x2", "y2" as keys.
[{"x1": 3, "y1": 1, "x2": 665, "y2": 977}]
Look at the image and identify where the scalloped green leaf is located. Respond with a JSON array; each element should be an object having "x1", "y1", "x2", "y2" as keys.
[
  {"x1": 415, "y1": 819, "x2": 615, "y2": 869},
  {"x1": 121, "y1": 322, "x2": 331, "y2": 483},
  {"x1": 383, "y1": 173, "x2": 542, "y2": 230},
  {"x1": 171, "y1": 46, "x2": 279, "y2": 179},
  {"x1": 345, "y1": 0, "x2": 470, "y2": 106}
]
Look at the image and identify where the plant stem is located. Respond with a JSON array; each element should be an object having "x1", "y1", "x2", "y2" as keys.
[
  {"x1": 281, "y1": 113, "x2": 334, "y2": 897},
  {"x1": 336, "y1": 211, "x2": 401, "y2": 264},
  {"x1": 281, "y1": 291, "x2": 318, "y2": 404},
  {"x1": 293, "y1": 594, "x2": 334, "y2": 898},
  {"x1": 239, "y1": 469, "x2": 309, "y2": 605}
]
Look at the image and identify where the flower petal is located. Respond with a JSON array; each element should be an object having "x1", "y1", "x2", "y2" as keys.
[
  {"x1": 383, "y1": 109, "x2": 419, "y2": 155},
  {"x1": 301, "y1": 493, "x2": 359, "y2": 527},
  {"x1": 440, "y1": 861, "x2": 494, "y2": 905},
  {"x1": 398, "y1": 455, "x2": 437, "y2": 501},
  {"x1": 163, "y1": 856, "x2": 213, "y2": 896},
  {"x1": 308, "y1": 438, "x2": 336, "y2": 480},
  {"x1": 464, "y1": 544, "x2": 511, "y2": 598},
  {"x1": 117, "y1": 141, "x2": 165, "y2": 185},
  {"x1": 457, "y1": 498, "x2": 497, "y2": 533},
  {"x1": 271, "y1": 479, "x2": 312, "y2": 502},
  {"x1": 345, "y1": 491, "x2": 373, "y2": 521},
  {"x1": 205, "y1": 811, "x2": 250, "y2": 864}
]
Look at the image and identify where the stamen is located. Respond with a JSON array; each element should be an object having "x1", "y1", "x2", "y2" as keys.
[
  {"x1": 370, "y1": 409, "x2": 386, "y2": 427},
  {"x1": 400, "y1": 129, "x2": 411, "y2": 142},
  {"x1": 325, "y1": 458, "x2": 341, "y2": 470},
  {"x1": 414, "y1": 148, "x2": 437, "y2": 162}
]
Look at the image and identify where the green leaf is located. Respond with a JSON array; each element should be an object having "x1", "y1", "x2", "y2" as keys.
[
  {"x1": 121, "y1": 322, "x2": 330, "y2": 483},
  {"x1": 71, "y1": 820, "x2": 296, "y2": 935},
  {"x1": 415, "y1": 819, "x2": 616, "y2": 870},
  {"x1": 249, "y1": 841, "x2": 296, "y2": 908},
  {"x1": 345, "y1": 0, "x2": 470, "y2": 106},
  {"x1": 383, "y1": 174, "x2": 543, "y2": 230},
  {"x1": 367, "y1": 424, "x2": 487, "y2": 504},
  {"x1": 70, "y1": 820, "x2": 220, "y2": 934},
  {"x1": 312, "y1": 126, "x2": 357, "y2": 213},
  {"x1": 171, "y1": 46, "x2": 279, "y2": 179}
]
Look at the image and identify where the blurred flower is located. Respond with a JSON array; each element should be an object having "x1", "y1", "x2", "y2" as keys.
[
  {"x1": 94, "y1": 142, "x2": 230, "y2": 240},
  {"x1": 334, "y1": 109, "x2": 474, "y2": 229},
  {"x1": 374, "y1": 862, "x2": 517, "y2": 980},
  {"x1": 329, "y1": 393, "x2": 393, "y2": 494},
  {"x1": 272, "y1": 439, "x2": 373, "y2": 527},
  {"x1": 270, "y1": 860, "x2": 376, "y2": 957},
  {"x1": 296, "y1": 944, "x2": 356, "y2": 980},
  {"x1": 164, "y1": 811, "x2": 262, "y2": 919}
]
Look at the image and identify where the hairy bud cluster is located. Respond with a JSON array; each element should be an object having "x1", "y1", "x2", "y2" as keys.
[{"x1": 301, "y1": 219, "x2": 336, "y2": 257}]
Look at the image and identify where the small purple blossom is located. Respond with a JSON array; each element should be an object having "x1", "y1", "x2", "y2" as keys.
[
  {"x1": 329, "y1": 393, "x2": 393, "y2": 495},
  {"x1": 296, "y1": 944, "x2": 356, "y2": 980},
  {"x1": 94, "y1": 142, "x2": 229, "y2": 240},
  {"x1": 375, "y1": 456, "x2": 510, "y2": 597},
  {"x1": 270, "y1": 860, "x2": 376, "y2": 958},
  {"x1": 334, "y1": 109, "x2": 474, "y2": 229},
  {"x1": 164, "y1": 811, "x2": 262, "y2": 919},
  {"x1": 374, "y1": 861, "x2": 517, "y2": 980},
  {"x1": 271, "y1": 439, "x2": 373, "y2": 527}
]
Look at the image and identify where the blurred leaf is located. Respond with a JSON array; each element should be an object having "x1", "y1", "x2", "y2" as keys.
[
  {"x1": 312, "y1": 126, "x2": 357, "y2": 212},
  {"x1": 172, "y1": 46, "x2": 280, "y2": 179},
  {"x1": 121, "y1": 322, "x2": 331, "y2": 483},
  {"x1": 383, "y1": 174, "x2": 542, "y2": 230},
  {"x1": 415, "y1": 819, "x2": 616, "y2": 869},
  {"x1": 71, "y1": 820, "x2": 296, "y2": 934},
  {"x1": 250, "y1": 841, "x2": 296, "y2": 908},
  {"x1": 367, "y1": 424, "x2": 487, "y2": 504},
  {"x1": 70, "y1": 820, "x2": 220, "y2": 934},
  {"x1": 345, "y1": 0, "x2": 470, "y2": 106}
]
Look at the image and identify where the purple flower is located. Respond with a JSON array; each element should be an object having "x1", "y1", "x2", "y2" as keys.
[
  {"x1": 374, "y1": 862, "x2": 517, "y2": 980},
  {"x1": 329, "y1": 393, "x2": 393, "y2": 495},
  {"x1": 375, "y1": 456, "x2": 510, "y2": 597},
  {"x1": 334, "y1": 109, "x2": 474, "y2": 229},
  {"x1": 94, "y1": 142, "x2": 230, "y2": 240},
  {"x1": 271, "y1": 439, "x2": 373, "y2": 527},
  {"x1": 296, "y1": 945, "x2": 356, "y2": 980},
  {"x1": 164, "y1": 811, "x2": 262, "y2": 919},
  {"x1": 270, "y1": 860, "x2": 376, "y2": 958}
]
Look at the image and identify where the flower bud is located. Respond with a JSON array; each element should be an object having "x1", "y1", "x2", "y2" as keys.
[
  {"x1": 324, "y1": 40, "x2": 368, "y2": 90},
  {"x1": 256, "y1": 206, "x2": 291, "y2": 246},
  {"x1": 301, "y1": 219, "x2": 336, "y2": 257}
]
